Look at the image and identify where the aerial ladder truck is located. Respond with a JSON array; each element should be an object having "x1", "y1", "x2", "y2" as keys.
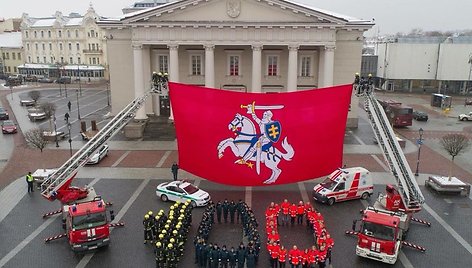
[
  {"x1": 346, "y1": 75, "x2": 430, "y2": 264},
  {"x1": 41, "y1": 72, "x2": 169, "y2": 251}
]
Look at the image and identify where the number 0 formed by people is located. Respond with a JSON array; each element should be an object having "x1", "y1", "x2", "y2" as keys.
[{"x1": 265, "y1": 200, "x2": 334, "y2": 267}]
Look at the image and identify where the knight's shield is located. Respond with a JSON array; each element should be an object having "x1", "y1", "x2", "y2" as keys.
[{"x1": 265, "y1": 121, "x2": 281, "y2": 143}]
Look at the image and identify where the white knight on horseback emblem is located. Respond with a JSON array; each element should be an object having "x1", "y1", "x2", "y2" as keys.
[{"x1": 217, "y1": 102, "x2": 295, "y2": 184}]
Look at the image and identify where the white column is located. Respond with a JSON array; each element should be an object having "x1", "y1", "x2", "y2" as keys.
[
  {"x1": 322, "y1": 45, "x2": 335, "y2": 87},
  {"x1": 142, "y1": 46, "x2": 152, "y2": 116},
  {"x1": 133, "y1": 44, "x2": 147, "y2": 120},
  {"x1": 318, "y1": 47, "x2": 325, "y2": 87},
  {"x1": 204, "y1": 44, "x2": 215, "y2": 88},
  {"x1": 168, "y1": 44, "x2": 179, "y2": 120},
  {"x1": 287, "y1": 45, "x2": 299, "y2": 92},
  {"x1": 251, "y1": 44, "x2": 263, "y2": 93}
]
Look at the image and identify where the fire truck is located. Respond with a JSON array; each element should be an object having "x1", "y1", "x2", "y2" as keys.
[
  {"x1": 377, "y1": 99, "x2": 413, "y2": 127},
  {"x1": 41, "y1": 73, "x2": 169, "y2": 251},
  {"x1": 346, "y1": 75, "x2": 429, "y2": 264}
]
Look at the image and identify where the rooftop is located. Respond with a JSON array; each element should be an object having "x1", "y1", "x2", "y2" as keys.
[{"x1": 0, "y1": 32, "x2": 22, "y2": 48}]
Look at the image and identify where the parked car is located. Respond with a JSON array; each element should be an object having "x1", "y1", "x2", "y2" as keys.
[
  {"x1": 0, "y1": 107, "x2": 9, "y2": 120},
  {"x1": 156, "y1": 180, "x2": 211, "y2": 207},
  {"x1": 55, "y1": 76, "x2": 71, "y2": 84},
  {"x1": 27, "y1": 108, "x2": 47, "y2": 121},
  {"x1": 458, "y1": 112, "x2": 472, "y2": 121},
  {"x1": 1, "y1": 120, "x2": 17, "y2": 134},
  {"x1": 38, "y1": 77, "x2": 55, "y2": 83},
  {"x1": 20, "y1": 99, "x2": 36, "y2": 106},
  {"x1": 86, "y1": 145, "x2": 109, "y2": 165},
  {"x1": 24, "y1": 75, "x2": 38, "y2": 82},
  {"x1": 413, "y1": 111, "x2": 429, "y2": 121}
]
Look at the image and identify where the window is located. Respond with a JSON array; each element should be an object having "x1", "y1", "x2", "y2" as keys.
[
  {"x1": 25, "y1": 31, "x2": 29, "y2": 38},
  {"x1": 35, "y1": 43, "x2": 38, "y2": 50},
  {"x1": 49, "y1": 43, "x2": 52, "y2": 50},
  {"x1": 50, "y1": 56, "x2": 54, "y2": 63},
  {"x1": 34, "y1": 31, "x2": 37, "y2": 38},
  {"x1": 92, "y1": 44, "x2": 96, "y2": 50},
  {"x1": 97, "y1": 58, "x2": 100, "y2": 65},
  {"x1": 5, "y1": 52, "x2": 9, "y2": 59},
  {"x1": 88, "y1": 44, "x2": 91, "y2": 50},
  {"x1": 68, "y1": 43, "x2": 72, "y2": 50},
  {"x1": 191, "y1": 55, "x2": 202, "y2": 75},
  {"x1": 59, "y1": 43, "x2": 63, "y2": 50},
  {"x1": 300, "y1": 56, "x2": 312, "y2": 77},
  {"x1": 76, "y1": 43, "x2": 80, "y2": 50},
  {"x1": 67, "y1": 30, "x2": 71, "y2": 38},
  {"x1": 26, "y1": 43, "x2": 30, "y2": 50},
  {"x1": 28, "y1": 56, "x2": 31, "y2": 63},
  {"x1": 42, "y1": 43, "x2": 45, "y2": 51},
  {"x1": 91, "y1": 30, "x2": 95, "y2": 37},
  {"x1": 60, "y1": 57, "x2": 64, "y2": 63},
  {"x1": 18, "y1": 53, "x2": 21, "y2": 60},
  {"x1": 158, "y1": 55, "x2": 169, "y2": 73},
  {"x1": 41, "y1": 31, "x2": 44, "y2": 38},
  {"x1": 36, "y1": 56, "x2": 40, "y2": 63},
  {"x1": 75, "y1": 30, "x2": 79, "y2": 38},
  {"x1": 58, "y1": 30, "x2": 62, "y2": 38},
  {"x1": 92, "y1": 58, "x2": 96, "y2": 65},
  {"x1": 1, "y1": 52, "x2": 4, "y2": 60},
  {"x1": 78, "y1": 57, "x2": 81, "y2": 64},
  {"x1": 43, "y1": 56, "x2": 46, "y2": 63},
  {"x1": 14, "y1": 67, "x2": 17, "y2": 73},
  {"x1": 267, "y1": 55, "x2": 278, "y2": 76},
  {"x1": 12, "y1": 53, "x2": 16, "y2": 60},
  {"x1": 8, "y1": 66, "x2": 11, "y2": 72},
  {"x1": 89, "y1": 58, "x2": 92, "y2": 64},
  {"x1": 229, "y1": 55, "x2": 240, "y2": 76},
  {"x1": 48, "y1": 31, "x2": 51, "y2": 38},
  {"x1": 70, "y1": 57, "x2": 73, "y2": 64}
]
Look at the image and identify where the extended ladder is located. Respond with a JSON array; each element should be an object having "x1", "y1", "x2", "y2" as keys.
[
  {"x1": 41, "y1": 91, "x2": 153, "y2": 201},
  {"x1": 356, "y1": 83, "x2": 425, "y2": 210}
]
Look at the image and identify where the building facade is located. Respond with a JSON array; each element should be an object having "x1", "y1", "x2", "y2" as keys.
[
  {"x1": 19, "y1": 5, "x2": 108, "y2": 81},
  {"x1": 122, "y1": 0, "x2": 175, "y2": 14},
  {"x1": 0, "y1": 18, "x2": 21, "y2": 33},
  {"x1": 376, "y1": 37, "x2": 472, "y2": 94},
  {"x1": 0, "y1": 32, "x2": 23, "y2": 75},
  {"x1": 99, "y1": 0, "x2": 372, "y2": 127}
]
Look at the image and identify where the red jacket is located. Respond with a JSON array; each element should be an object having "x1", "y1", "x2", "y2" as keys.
[
  {"x1": 281, "y1": 201, "x2": 290, "y2": 215},
  {"x1": 270, "y1": 244, "x2": 280, "y2": 259},
  {"x1": 267, "y1": 232, "x2": 280, "y2": 243},
  {"x1": 289, "y1": 204, "x2": 297, "y2": 217},
  {"x1": 278, "y1": 248, "x2": 287, "y2": 262},
  {"x1": 307, "y1": 249, "x2": 318, "y2": 264},
  {"x1": 297, "y1": 205, "x2": 305, "y2": 215},
  {"x1": 288, "y1": 249, "x2": 301, "y2": 264}
]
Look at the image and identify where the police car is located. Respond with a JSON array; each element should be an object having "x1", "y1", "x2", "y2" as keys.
[
  {"x1": 86, "y1": 145, "x2": 109, "y2": 165},
  {"x1": 156, "y1": 180, "x2": 210, "y2": 207}
]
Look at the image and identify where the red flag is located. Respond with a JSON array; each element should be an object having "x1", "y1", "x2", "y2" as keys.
[{"x1": 169, "y1": 82, "x2": 352, "y2": 186}]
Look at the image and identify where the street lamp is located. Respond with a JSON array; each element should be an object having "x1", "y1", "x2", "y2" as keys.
[
  {"x1": 76, "y1": 89, "x2": 81, "y2": 120},
  {"x1": 77, "y1": 65, "x2": 82, "y2": 96},
  {"x1": 65, "y1": 112, "x2": 72, "y2": 157},
  {"x1": 63, "y1": 66, "x2": 68, "y2": 98},
  {"x1": 9, "y1": 85, "x2": 13, "y2": 100},
  {"x1": 53, "y1": 114, "x2": 59, "y2": 148},
  {"x1": 414, "y1": 128, "x2": 424, "y2": 176}
]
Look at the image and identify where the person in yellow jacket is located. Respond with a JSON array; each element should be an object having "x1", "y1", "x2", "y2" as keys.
[{"x1": 26, "y1": 172, "x2": 34, "y2": 193}]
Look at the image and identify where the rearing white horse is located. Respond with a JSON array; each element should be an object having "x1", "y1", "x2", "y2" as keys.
[{"x1": 217, "y1": 113, "x2": 295, "y2": 184}]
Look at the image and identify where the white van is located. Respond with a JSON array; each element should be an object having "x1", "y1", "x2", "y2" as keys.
[{"x1": 313, "y1": 167, "x2": 373, "y2": 205}]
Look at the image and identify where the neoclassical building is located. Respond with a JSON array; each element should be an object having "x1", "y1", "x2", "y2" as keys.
[{"x1": 99, "y1": 0, "x2": 372, "y2": 127}]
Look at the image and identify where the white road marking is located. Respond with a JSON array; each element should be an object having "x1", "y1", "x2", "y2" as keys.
[
  {"x1": 298, "y1": 182, "x2": 310, "y2": 203},
  {"x1": 245, "y1": 186, "x2": 252, "y2": 207},
  {"x1": 350, "y1": 130, "x2": 366, "y2": 145},
  {"x1": 76, "y1": 178, "x2": 151, "y2": 268},
  {"x1": 371, "y1": 154, "x2": 390, "y2": 172},
  {"x1": 423, "y1": 203, "x2": 472, "y2": 255},
  {"x1": 0, "y1": 178, "x2": 101, "y2": 267},
  {"x1": 111, "y1": 151, "x2": 130, "y2": 167},
  {"x1": 156, "y1": 151, "x2": 171, "y2": 168}
]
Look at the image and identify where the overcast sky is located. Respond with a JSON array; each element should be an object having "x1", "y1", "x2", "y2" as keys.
[{"x1": 0, "y1": 0, "x2": 471, "y2": 36}]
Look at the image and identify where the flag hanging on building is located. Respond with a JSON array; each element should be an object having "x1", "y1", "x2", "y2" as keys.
[{"x1": 169, "y1": 82, "x2": 352, "y2": 186}]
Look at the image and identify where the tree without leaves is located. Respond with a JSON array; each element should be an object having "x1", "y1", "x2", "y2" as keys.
[
  {"x1": 24, "y1": 128, "x2": 48, "y2": 153},
  {"x1": 28, "y1": 90, "x2": 41, "y2": 103},
  {"x1": 440, "y1": 134, "x2": 470, "y2": 180},
  {"x1": 39, "y1": 102, "x2": 56, "y2": 133}
]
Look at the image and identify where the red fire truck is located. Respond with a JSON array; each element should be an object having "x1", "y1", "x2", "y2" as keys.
[
  {"x1": 346, "y1": 76, "x2": 429, "y2": 264},
  {"x1": 378, "y1": 99, "x2": 413, "y2": 127}
]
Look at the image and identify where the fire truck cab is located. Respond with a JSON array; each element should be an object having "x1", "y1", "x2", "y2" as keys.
[
  {"x1": 353, "y1": 207, "x2": 408, "y2": 264},
  {"x1": 63, "y1": 189, "x2": 114, "y2": 252},
  {"x1": 313, "y1": 167, "x2": 373, "y2": 206}
]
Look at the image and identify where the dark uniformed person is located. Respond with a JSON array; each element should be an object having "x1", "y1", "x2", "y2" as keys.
[
  {"x1": 194, "y1": 237, "x2": 202, "y2": 264},
  {"x1": 220, "y1": 245, "x2": 230, "y2": 268},
  {"x1": 154, "y1": 241, "x2": 165, "y2": 268},
  {"x1": 229, "y1": 200, "x2": 236, "y2": 223},
  {"x1": 216, "y1": 201, "x2": 223, "y2": 223},
  {"x1": 245, "y1": 248, "x2": 257, "y2": 268},
  {"x1": 211, "y1": 243, "x2": 220, "y2": 268},
  {"x1": 236, "y1": 199, "x2": 243, "y2": 223},
  {"x1": 236, "y1": 243, "x2": 246, "y2": 268},
  {"x1": 229, "y1": 246, "x2": 237, "y2": 268},
  {"x1": 222, "y1": 199, "x2": 230, "y2": 223},
  {"x1": 143, "y1": 214, "x2": 153, "y2": 244},
  {"x1": 166, "y1": 243, "x2": 178, "y2": 268}
]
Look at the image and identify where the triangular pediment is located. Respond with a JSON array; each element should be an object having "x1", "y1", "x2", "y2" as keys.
[{"x1": 122, "y1": 0, "x2": 353, "y2": 25}]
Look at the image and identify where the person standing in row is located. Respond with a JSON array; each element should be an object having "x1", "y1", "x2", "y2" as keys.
[
  {"x1": 216, "y1": 201, "x2": 223, "y2": 223},
  {"x1": 171, "y1": 162, "x2": 179, "y2": 181},
  {"x1": 229, "y1": 200, "x2": 236, "y2": 223},
  {"x1": 222, "y1": 199, "x2": 230, "y2": 223},
  {"x1": 26, "y1": 172, "x2": 34, "y2": 193}
]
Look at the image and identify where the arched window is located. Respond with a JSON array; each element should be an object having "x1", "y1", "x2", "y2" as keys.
[
  {"x1": 75, "y1": 30, "x2": 79, "y2": 38},
  {"x1": 41, "y1": 31, "x2": 44, "y2": 38},
  {"x1": 34, "y1": 31, "x2": 37, "y2": 38},
  {"x1": 48, "y1": 31, "x2": 51, "y2": 38},
  {"x1": 67, "y1": 30, "x2": 71, "y2": 38},
  {"x1": 25, "y1": 31, "x2": 29, "y2": 38}
]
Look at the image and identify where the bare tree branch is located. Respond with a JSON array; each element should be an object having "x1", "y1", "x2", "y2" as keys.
[
  {"x1": 441, "y1": 133, "x2": 470, "y2": 180},
  {"x1": 39, "y1": 102, "x2": 56, "y2": 133},
  {"x1": 24, "y1": 128, "x2": 48, "y2": 152},
  {"x1": 28, "y1": 90, "x2": 41, "y2": 102}
]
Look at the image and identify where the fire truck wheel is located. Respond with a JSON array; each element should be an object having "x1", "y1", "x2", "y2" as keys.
[
  {"x1": 191, "y1": 201, "x2": 197, "y2": 208},
  {"x1": 327, "y1": 198, "x2": 335, "y2": 206},
  {"x1": 161, "y1": 194, "x2": 168, "y2": 202},
  {"x1": 361, "y1": 192, "x2": 370, "y2": 200}
]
